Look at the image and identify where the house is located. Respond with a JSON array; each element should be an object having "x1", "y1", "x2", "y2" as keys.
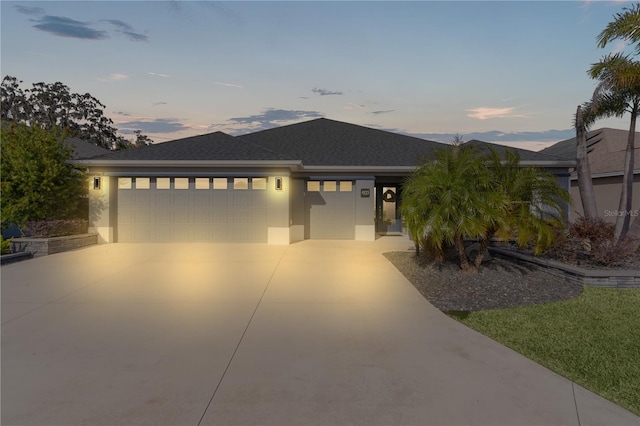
[
  {"x1": 66, "y1": 136, "x2": 111, "y2": 160},
  {"x1": 539, "y1": 128, "x2": 640, "y2": 223},
  {"x1": 75, "y1": 118, "x2": 574, "y2": 244}
]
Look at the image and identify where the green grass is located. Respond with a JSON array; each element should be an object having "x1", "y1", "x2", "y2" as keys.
[{"x1": 449, "y1": 287, "x2": 640, "y2": 416}]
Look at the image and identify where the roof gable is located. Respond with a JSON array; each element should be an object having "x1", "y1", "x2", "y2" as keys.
[{"x1": 539, "y1": 128, "x2": 640, "y2": 174}]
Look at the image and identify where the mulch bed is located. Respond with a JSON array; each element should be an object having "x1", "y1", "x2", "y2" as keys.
[{"x1": 384, "y1": 251, "x2": 583, "y2": 313}]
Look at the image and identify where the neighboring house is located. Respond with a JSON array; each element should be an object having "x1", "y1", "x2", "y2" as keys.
[
  {"x1": 65, "y1": 136, "x2": 111, "y2": 160},
  {"x1": 540, "y1": 128, "x2": 640, "y2": 223},
  {"x1": 75, "y1": 118, "x2": 574, "y2": 244}
]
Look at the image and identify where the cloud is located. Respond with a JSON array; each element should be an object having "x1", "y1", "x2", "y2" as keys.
[
  {"x1": 121, "y1": 31, "x2": 148, "y2": 42},
  {"x1": 15, "y1": 5, "x2": 44, "y2": 16},
  {"x1": 213, "y1": 81, "x2": 243, "y2": 88},
  {"x1": 102, "y1": 19, "x2": 132, "y2": 31},
  {"x1": 27, "y1": 13, "x2": 146, "y2": 41},
  {"x1": 117, "y1": 118, "x2": 190, "y2": 134},
  {"x1": 225, "y1": 109, "x2": 323, "y2": 133},
  {"x1": 228, "y1": 109, "x2": 323, "y2": 124},
  {"x1": 466, "y1": 107, "x2": 527, "y2": 120},
  {"x1": 98, "y1": 73, "x2": 129, "y2": 82},
  {"x1": 152, "y1": 102, "x2": 168, "y2": 106},
  {"x1": 148, "y1": 72, "x2": 170, "y2": 78},
  {"x1": 32, "y1": 15, "x2": 109, "y2": 40},
  {"x1": 343, "y1": 103, "x2": 365, "y2": 110},
  {"x1": 312, "y1": 87, "x2": 343, "y2": 96},
  {"x1": 371, "y1": 110, "x2": 395, "y2": 115},
  {"x1": 102, "y1": 19, "x2": 148, "y2": 41}
]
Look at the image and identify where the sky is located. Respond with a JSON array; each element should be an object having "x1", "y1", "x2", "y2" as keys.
[{"x1": 1, "y1": 0, "x2": 636, "y2": 150}]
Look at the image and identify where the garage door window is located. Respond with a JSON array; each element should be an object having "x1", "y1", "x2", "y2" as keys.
[
  {"x1": 324, "y1": 181, "x2": 337, "y2": 192},
  {"x1": 340, "y1": 181, "x2": 353, "y2": 192},
  {"x1": 118, "y1": 178, "x2": 132, "y2": 189},
  {"x1": 252, "y1": 177, "x2": 267, "y2": 190},
  {"x1": 213, "y1": 178, "x2": 227, "y2": 190},
  {"x1": 307, "y1": 181, "x2": 320, "y2": 192},
  {"x1": 157, "y1": 178, "x2": 170, "y2": 189},
  {"x1": 175, "y1": 178, "x2": 189, "y2": 190},
  {"x1": 136, "y1": 177, "x2": 150, "y2": 189},
  {"x1": 195, "y1": 178, "x2": 210, "y2": 189},
  {"x1": 234, "y1": 178, "x2": 248, "y2": 190}
]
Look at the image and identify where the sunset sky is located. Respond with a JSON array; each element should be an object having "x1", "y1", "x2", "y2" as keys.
[{"x1": 1, "y1": 1, "x2": 635, "y2": 150}]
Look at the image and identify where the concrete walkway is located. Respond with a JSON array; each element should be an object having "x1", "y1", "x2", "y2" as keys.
[{"x1": 2, "y1": 237, "x2": 638, "y2": 425}]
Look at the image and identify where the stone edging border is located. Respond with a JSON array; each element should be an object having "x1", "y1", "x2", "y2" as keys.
[
  {"x1": 489, "y1": 247, "x2": 640, "y2": 289},
  {"x1": 9, "y1": 233, "x2": 98, "y2": 258}
]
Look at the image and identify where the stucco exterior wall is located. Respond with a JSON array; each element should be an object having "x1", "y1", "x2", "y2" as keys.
[{"x1": 570, "y1": 174, "x2": 640, "y2": 223}]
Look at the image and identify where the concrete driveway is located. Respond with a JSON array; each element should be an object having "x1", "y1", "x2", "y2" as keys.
[{"x1": 2, "y1": 237, "x2": 639, "y2": 426}]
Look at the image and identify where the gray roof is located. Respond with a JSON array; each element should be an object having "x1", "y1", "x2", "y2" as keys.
[
  {"x1": 539, "y1": 128, "x2": 640, "y2": 174},
  {"x1": 464, "y1": 140, "x2": 567, "y2": 162},
  {"x1": 66, "y1": 137, "x2": 111, "y2": 159},
  {"x1": 237, "y1": 118, "x2": 445, "y2": 166},
  {"x1": 82, "y1": 118, "x2": 572, "y2": 169},
  {"x1": 89, "y1": 131, "x2": 288, "y2": 161}
]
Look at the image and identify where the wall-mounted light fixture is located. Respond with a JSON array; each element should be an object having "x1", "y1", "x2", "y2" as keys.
[
  {"x1": 275, "y1": 177, "x2": 283, "y2": 191},
  {"x1": 93, "y1": 177, "x2": 102, "y2": 190}
]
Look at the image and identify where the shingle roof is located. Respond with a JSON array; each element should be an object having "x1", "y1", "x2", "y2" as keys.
[
  {"x1": 539, "y1": 128, "x2": 640, "y2": 174},
  {"x1": 464, "y1": 139, "x2": 567, "y2": 162},
  {"x1": 237, "y1": 118, "x2": 445, "y2": 166},
  {"x1": 65, "y1": 137, "x2": 111, "y2": 159},
  {"x1": 84, "y1": 118, "x2": 572, "y2": 168},
  {"x1": 89, "y1": 131, "x2": 288, "y2": 161}
]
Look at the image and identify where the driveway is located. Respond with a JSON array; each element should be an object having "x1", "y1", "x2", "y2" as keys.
[{"x1": 2, "y1": 237, "x2": 639, "y2": 426}]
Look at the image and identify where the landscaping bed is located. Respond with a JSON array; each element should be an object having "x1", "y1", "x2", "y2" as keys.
[{"x1": 383, "y1": 251, "x2": 583, "y2": 312}]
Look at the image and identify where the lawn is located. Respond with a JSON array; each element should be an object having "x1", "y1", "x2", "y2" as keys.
[{"x1": 449, "y1": 287, "x2": 640, "y2": 416}]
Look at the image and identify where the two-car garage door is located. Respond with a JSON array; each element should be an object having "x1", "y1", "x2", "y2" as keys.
[{"x1": 117, "y1": 177, "x2": 268, "y2": 242}]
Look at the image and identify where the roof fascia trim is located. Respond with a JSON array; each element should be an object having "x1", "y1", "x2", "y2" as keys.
[{"x1": 74, "y1": 159, "x2": 302, "y2": 169}]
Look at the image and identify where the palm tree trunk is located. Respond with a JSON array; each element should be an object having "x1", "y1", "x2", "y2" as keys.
[
  {"x1": 473, "y1": 235, "x2": 492, "y2": 271},
  {"x1": 455, "y1": 237, "x2": 472, "y2": 272},
  {"x1": 614, "y1": 101, "x2": 637, "y2": 242},
  {"x1": 576, "y1": 105, "x2": 598, "y2": 219}
]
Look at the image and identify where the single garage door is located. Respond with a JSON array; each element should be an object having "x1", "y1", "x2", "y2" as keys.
[
  {"x1": 305, "y1": 180, "x2": 356, "y2": 239},
  {"x1": 117, "y1": 177, "x2": 268, "y2": 242}
]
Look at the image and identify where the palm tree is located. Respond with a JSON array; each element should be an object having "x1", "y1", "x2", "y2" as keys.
[
  {"x1": 593, "y1": 4, "x2": 640, "y2": 241},
  {"x1": 597, "y1": 3, "x2": 640, "y2": 56},
  {"x1": 401, "y1": 145, "x2": 496, "y2": 272},
  {"x1": 401, "y1": 145, "x2": 569, "y2": 273},
  {"x1": 473, "y1": 148, "x2": 570, "y2": 268},
  {"x1": 589, "y1": 53, "x2": 640, "y2": 241},
  {"x1": 574, "y1": 104, "x2": 598, "y2": 220}
]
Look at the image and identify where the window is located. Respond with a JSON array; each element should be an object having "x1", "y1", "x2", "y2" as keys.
[
  {"x1": 118, "y1": 178, "x2": 132, "y2": 189},
  {"x1": 174, "y1": 178, "x2": 189, "y2": 189},
  {"x1": 156, "y1": 177, "x2": 170, "y2": 189},
  {"x1": 213, "y1": 178, "x2": 227, "y2": 190},
  {"x1": 307, "y1": 181, "x2": 320, "y2": 192},
  {"x1": 340, "y1": 181, "x2": 353, "y2": 192},
  {"x1": 136, "y1": 177, "x2": 150, "y2": 189},
  {"x1": 195, "y1": 178, "x2": 210, "y2": 189},
  {"x1": 323, "y1": 181, "x2": 336, "y2": 192},
  {"x1": 234, "y1": 178, "x2": 248, "y2": 190},
  {"x1": 252, "y1": 177, "x2": 267, "y2": 190}
]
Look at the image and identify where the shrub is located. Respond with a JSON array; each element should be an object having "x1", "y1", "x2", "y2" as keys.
[
  {"x1": 1, "y1": 236, "x2": 11, "y2": 254},
  {"x1": 26, "y1": 219, "x2": 88, "y2": 238},
  {"x1": 548, "y1": 217, "x2": 638, "y2": 268}
]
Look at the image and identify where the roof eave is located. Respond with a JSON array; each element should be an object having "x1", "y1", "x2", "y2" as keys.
[{"x1": 73, "y1": 159, "x2": 303, "y2": 170}]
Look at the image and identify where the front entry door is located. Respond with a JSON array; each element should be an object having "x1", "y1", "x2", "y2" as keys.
[{"x1": 376, "y1": 185, "x2": 402, "y2": 234}]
